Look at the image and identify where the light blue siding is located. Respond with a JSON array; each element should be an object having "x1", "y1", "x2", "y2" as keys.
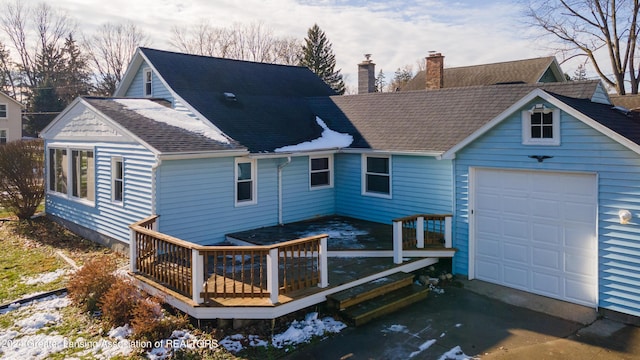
[
  {"x1": 124, "y1": 61, "x2": 174, "y2": 102},
  {"x1": 453, "y1": 99, "x2": 640, "y2": 316},
  {"x1": 281, "y1": 156, "x2": 335, "y2": 223},
  {"x1": 335, "y1": 153, "x2": 453, "y2": 224},
  {"x1": 46, "y1": 142, "x2": 155, "y2": 243}
]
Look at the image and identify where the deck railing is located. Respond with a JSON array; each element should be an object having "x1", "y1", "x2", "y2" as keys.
[
  {"x1": 392, "y1": 214, "x2": 452, "y2": 264},
  {"x1": 129, "y1": 216, "x2": 328, "y2": 305}
]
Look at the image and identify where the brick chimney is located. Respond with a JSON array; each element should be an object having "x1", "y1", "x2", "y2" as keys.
[
  {"x1": 358, "y1": 54, "x2": 376, "y2": 94},
  {"x1": 425, "y1": 52, "x2": 444, "y2": 89}
]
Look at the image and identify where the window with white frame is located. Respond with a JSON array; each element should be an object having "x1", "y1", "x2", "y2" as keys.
[
  {"x1": 310, "y1": 155, "x2": 332, "y2": 189},
  {"x1": 235, "y1": 158, "x2": 256, "y2": 205},
  {"x1": 112, "y1": 157, "x2": 123, "y2": 203},
  {"x1": 48, "y1": 147, "x2": 95, "y2": 203},
  {"x1": 143, "y1": 68, "x2": 152, "y2": 97},
  {"x1": 522, "y1": 104, "x2": 560, "y2": 145},
  {"x1": 362, "y1": 155, "x2": 391, "y2": 197},
  {"x1": 0, "y1": 129, "x2": 6, "y2": 144},
  {"x1": 0, "y1": 104, "x2": 6, "y2": 118}
]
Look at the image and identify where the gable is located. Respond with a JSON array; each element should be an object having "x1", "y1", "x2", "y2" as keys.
[{"x1": 41, "y1": 100, "x2": 135, "y2": 143}]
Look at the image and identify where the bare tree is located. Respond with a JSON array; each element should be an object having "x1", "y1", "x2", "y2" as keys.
[
  {"x1": 170, "y1": 21, "x2": 299, "y2": 65},
  {"x1": 84, "y1": 22, "x2": 151, "y2": 96},
  {"x1": 526, "y1": 0, "x2": 640, "y2": 94}
]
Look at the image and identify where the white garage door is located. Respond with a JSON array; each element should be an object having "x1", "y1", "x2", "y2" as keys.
[{"x1": 473, "y1": 168, "x2": 597, "y2": 306}]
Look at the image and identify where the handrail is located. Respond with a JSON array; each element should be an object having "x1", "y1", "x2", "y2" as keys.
[{"x1": 392, "y1": 214, "x2": 453, "y2": 222}]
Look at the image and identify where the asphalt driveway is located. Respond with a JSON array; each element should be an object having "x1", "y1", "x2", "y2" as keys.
[{"x1": 286, "y1": 280, "x2": 640, "y2": 360}]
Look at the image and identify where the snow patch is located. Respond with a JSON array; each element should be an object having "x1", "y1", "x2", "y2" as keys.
[
  {"x1": 22, "y1": 269, "x2": 68, "y2": 285},
  {"x1": 274, "y1": 117, "x2": 353, "y2": 152},
  {"x1": 439, "y1": 345, "x2": 473, "y2": 360},
  {"x1": 409, "y1": 339, "x2": 437, "y2": 358},
  {"x1": 115, "y1": 99, "x2": 229, "y2": 143},
  {"x1": 382, "y1": 324, "x2": 409, "y2": 333}
]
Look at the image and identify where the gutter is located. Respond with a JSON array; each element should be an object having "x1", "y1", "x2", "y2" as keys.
[{"x1": 277, "y1": 156, "x2": 292, "y2": 225}]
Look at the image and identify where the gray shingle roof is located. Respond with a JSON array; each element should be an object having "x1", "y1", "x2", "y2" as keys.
[
  {"x1": 309, "y1": 81, "x2": 602, "y2": 153},
  {"x1": 84, "y1": 97, "x2": 245, "y2": 154},
  {"x1": 403, "y1": 57, "x2": 561, "y2": 91}
]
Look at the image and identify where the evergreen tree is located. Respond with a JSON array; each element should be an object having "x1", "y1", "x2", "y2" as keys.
[
  {"x1": 375, "y1": 69, "x2": 386, "y2": 92},
  {"x1": 299, "y1": 24, "x2": 345, "y2": 94}
]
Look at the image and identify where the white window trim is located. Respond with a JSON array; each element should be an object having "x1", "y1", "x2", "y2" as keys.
[
  {"x1": 361, "y1": 154, "x2": 392, "y2": 199},
  {"x1": 234, "y1": 158, "x2": 257, "y2": 206},
  {"x1": 143, "y1": 68, "x2": 153, "y2": 97},
  {"x1": 522, "y1": 107, "x2": 561, "y2": 146},
  {"x1": 47, "y1": 146, "x2": 96, "y2": 207},
  {"x1": 309, "y1": 155, "x2": 333, "y2": 190},
  {"x1": 0, "y1": 103, "x2": 7, "y2": 118},
  {"x1": 111, "y1": 157, "x2": 124, "y2": 204},
  {"x1": 0, "y1": 129, "x2": 7, "y2": 144}
]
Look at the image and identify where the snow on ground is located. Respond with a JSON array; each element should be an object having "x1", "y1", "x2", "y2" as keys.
[
  {"x1": 220, "y1": 312, "x2": 347, "y2": 353},
  {"x1": 21, "y1": 269, "x2": 68, "y2": 285},
  {"x1": 381, "y1": 323, "x2": 476, "y2": 360}
]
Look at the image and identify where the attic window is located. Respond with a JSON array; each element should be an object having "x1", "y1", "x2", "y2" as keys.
[
  {"x1": 522, "y1": 104, "x2": 560, "y2": 146},
  {"x1": 223, "y1": 92, "x2": 237, "y2": 101},
  {"x1": 143, "y1": 68, "x2": 152, "y2": 97}
]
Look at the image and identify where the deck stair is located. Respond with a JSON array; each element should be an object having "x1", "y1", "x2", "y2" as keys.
[{"x1": 326, "y1": 272, "x2": 429, "y2": 326}]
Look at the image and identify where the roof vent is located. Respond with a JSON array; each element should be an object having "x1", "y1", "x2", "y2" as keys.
[{"x1": 223, "y1": 92, "x2": 237, "y2": 101}]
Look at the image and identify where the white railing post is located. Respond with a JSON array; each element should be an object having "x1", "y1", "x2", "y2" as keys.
[
  {"x1": 318, "y1": 236, "x2": 328, "y2": 288},
  {"x1": 393, "y1": 221, "x2": 403, "y2": 264},
  {"x1": 267, "y1": 248, "x2": 279, "y2": 304},
  {"x1": 416, "y1": 216, "x2": 425, "y2": 248},
  {"x1": 444, "y1": 216, "x2": 452, "y2": 248},
  {"x1": 191, "y1": 249, "x2": 204, "y2": 304},
  {"x1": 129, "y1": 229, "x2": 137, "y2": 273}
]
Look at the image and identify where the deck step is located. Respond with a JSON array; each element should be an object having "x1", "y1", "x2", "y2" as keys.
[
  {"x1": 327, "y1": 272, "x2": 415, "y2": 310},
  {"x1": 340, "y1": 284, "x2": 429, "y2": 326}
]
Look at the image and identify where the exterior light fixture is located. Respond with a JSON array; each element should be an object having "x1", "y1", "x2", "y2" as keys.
[{"x1": 619, "y1": 209, "x2": 632, "y2": 224}]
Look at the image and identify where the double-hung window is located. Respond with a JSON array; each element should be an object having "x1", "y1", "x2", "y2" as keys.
[
  {"x1": 522, "y1": 104, "x2": 560, "y2": 145},
  {"x1": 0, "y1": 104, "x2": 6, "y2": 118},
  {"x1": 49, "y1": 148, "x2": 68, "y2": 194},
  {"x1": 143, "y1": 68, "x2": 152, "y2": 97},
  {"x1": 112, "y1": 157, "x2": 124, "y2": 203},
  {"x1": 0, "y1": 129, "x2": 6, "y2": 144},
  {"x1": 310, "y1": 155, "x2": 332, "y2": 189},
  {"x1": 235, "y1": 158, "x2": 256, "y2": 206},
  {"x1": 362, "y1": 155, "x2": 391, "y2": 198}
]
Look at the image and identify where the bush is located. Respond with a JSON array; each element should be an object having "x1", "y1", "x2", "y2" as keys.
[
  {"x1": 67, "y1": 256, "x2": 117, "y2": 312},
  {"x1": 131, "y1": 297, "x2": 189, "y2": 341},
  {"x1": 99, "y1": 276, "x2": 142, "y2": 328},
  {"x1": 0, "y1": 139, "x2": 45, "y2": 220}
]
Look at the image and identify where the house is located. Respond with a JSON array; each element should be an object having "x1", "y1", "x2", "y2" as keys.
[
  {"x1": 0, "y1": 91, "x2": 24, "y2": 143},
  {"x1": 40, "y1": 48, "x2": 640, "y2": 322},
  {"x1": 400, "y1": 54, "x2": 566, "y2": 92}
]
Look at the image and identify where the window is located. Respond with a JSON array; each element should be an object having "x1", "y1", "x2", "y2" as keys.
[
  {"x1": 112, "y1": 158, "x2": 123, "y2": 203},
  {"x1": 310, "y1": 156, "x2": 332, "y2": 189},
  {"x1": 362, "y1": 155, "x2": 391, "y2": 197},
  {"x1": 49, "y1": 148, "x2": 68, "y2": 194},
  {"x1": 143, "y1": 68, "x2": 152, "y2": 97},
  {"x1": 0, "y1": 129, "x2": 6, "y2": 144},
  {"x1": 522, "y1": 105, "x2": 560, "y2": 145},
  {"x1": 235, "y1": 158, "x2": 256, "y2": 205},
  {"x1": 0, "y1": 104, "x2": 6, "y2": 118},
  {"x1": 48, "y1": 147, "x2": 94, "y2": 203},
  {"x1": 71, "y1": 150, "x2": 95, "y2": 201}
]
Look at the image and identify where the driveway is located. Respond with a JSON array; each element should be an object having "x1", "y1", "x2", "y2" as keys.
[{"x1": 286, "y1": 280, "x2": 640, "y2": 359}]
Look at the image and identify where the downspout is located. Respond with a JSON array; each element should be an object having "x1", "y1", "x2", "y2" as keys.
[{"x1": 277, "y1": 156, "x2": 292, "y2": 225}]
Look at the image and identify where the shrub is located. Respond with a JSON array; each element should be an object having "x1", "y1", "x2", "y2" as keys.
[
  {"x1": 67, "y1": 256, "x2": 117, "y2": 312},
  {"x1": 0, "y1": 139, "x2": 45, "y2": 220},
  {"x1": 99, "y1": 276, "x2": 142, "y2": 328},
  {"x1": 131, "y1": 297, "x2": 189, "y2": 341}
]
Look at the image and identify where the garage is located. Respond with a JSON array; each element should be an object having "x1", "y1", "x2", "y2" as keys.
[{"x1": 472, "y1": 168, "x2": 598, "y2": 306}]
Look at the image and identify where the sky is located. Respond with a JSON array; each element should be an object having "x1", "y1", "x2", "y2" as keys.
[{"x1": 9, "y1": 0, "x2": 590, "y2": 91}]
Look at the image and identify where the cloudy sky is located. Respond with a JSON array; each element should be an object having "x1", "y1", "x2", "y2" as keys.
[{"x1": 16, "y1": 0, "x2": 589, "y2": 90}]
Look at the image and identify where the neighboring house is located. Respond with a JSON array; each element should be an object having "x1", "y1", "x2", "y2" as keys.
[
  {"x1": 400, "y1": 54, "x2": 566, "y2": 92},
  {"x1": 610, "y1": 94, "x2": 640, "y2": 111},
  {"x1": 0, "y1": 91, "x2": 24, "y2": 144},
  {"x1": 40, "y1": 48, "x2": 640, "y2": 321}
]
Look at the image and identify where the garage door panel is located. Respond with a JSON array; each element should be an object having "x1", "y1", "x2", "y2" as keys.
[
  {"x1": 503, "y1": 266, "x2": 528, "y2": 288},
  {"x1": 474, "y1": 169, "x2": 597, "y2": 307}
]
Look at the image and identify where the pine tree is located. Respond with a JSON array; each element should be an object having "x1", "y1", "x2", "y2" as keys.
[{"x1": 299, "y1": 24, "x2": 345, "y2": 95}]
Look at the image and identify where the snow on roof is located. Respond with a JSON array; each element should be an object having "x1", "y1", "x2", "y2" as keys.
[
  {"x1": 274, "y1": 116, "x2": 353, "y2": 152},
  {"x1": 115, "y1": 99, "x2": 230, "y2": 144}
]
